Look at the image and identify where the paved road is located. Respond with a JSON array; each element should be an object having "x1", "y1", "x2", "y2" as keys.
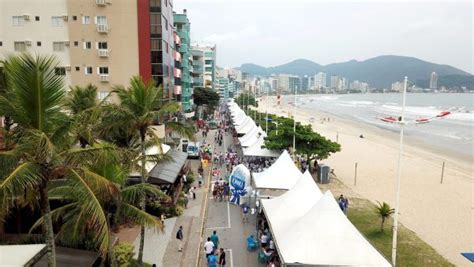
[{"x1": 199, "y1": 126, "x2": 261, "y2": 267}]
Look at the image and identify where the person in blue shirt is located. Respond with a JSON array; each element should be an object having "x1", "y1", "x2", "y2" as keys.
[
  {"x1": 241, "y1": 203, "x2": 250, "y2": 223},
  {"x1": 210, "y1": 230, "x2": 219, "y2": 249},
  {"x1": 208, "y1": 252, "x2": 218, "y2": 267}
]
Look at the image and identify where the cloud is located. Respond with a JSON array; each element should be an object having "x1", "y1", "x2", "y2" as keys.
[{"x1": 202, "y1": 26, "x2": 259, "y2": 43}]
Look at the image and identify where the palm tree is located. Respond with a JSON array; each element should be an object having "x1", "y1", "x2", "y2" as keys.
[
  {"x1": 375, "y1": 201, "x2": 395, "y2": 232},
  {"x1": 65, "y1": 84, "x2": 101, "y2": 148},
  {"x1": 0, "y1": 53, "x2": 118, "y2": 267},
  {"x1": 100, "y1": 76, "x2": 194, "y2": 266}
]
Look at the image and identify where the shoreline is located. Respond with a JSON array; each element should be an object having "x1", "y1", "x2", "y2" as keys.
[{"x1": 256, "y1": 97, "x2": 473, "y2": 266}]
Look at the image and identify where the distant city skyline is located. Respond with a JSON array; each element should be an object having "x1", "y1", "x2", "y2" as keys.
[{"x1": 175, "y1": 0, "x2": 473, "y2": 74}]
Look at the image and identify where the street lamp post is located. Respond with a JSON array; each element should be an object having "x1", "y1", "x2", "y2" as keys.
[
  {"x1": 391, "y1": 76, "x2": 408, "y2": 266},
  {"x1": 293, "y1": 86, "x2": 297, "y2": 155},
  {"x1": 265, "y1": 86, "x2": 269, "y2": 133}
]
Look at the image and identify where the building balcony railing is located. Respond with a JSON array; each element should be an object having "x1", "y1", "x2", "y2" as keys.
[
  {"x1": 99, "y1": 74, "x2": 109, "y2": 82},
  {"x1": 96, "y1": 0, "x2": 109, "y2": 6},
  {"x1": 97, "y1": 24, "x2": 108, "y2": 33},
  {"x1": 98, "y1": 49, "x2": 109, "y2": 57}
]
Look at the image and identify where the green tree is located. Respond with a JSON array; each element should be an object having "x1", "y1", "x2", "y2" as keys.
[
  {"x1": 100, "y1": 76, "x2": 193, "y2": 266},
  {"x1": 193, "y1": 87, "x2": 220, "y2": 111},
  {"x1": 234, "y1": 91, "x2": 258, "y2": 110},
  {"x1": 263, "y1": 116, "x2": 340, "y2": 172},
  {"x1": 375, "y1": 201, "x2": 395, "y2": 232},
  {"x1": 65, "y1": 84, "x2": 101, "y2": 148},
  {"x1": 0, "y1": 53, "x2": 118, "y2": 266}
]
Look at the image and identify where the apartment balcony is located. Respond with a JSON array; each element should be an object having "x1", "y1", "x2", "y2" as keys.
[
  {"x1": 99, "y1": 74, "x2": 109, "y2": 83},
  {"x1": 174, "y1": 68, "x2": 182, "y2": 78},
  {"x1": 174, "y1": 85, "x2": 182, "y2": 95},
  {"x1": 96, "y1": 0, "x2": 109, "y2": 6},
  {"x1": 97, "y1": 24, "x2": 108, "y2": 33},
  {"x1": 98, "y1": 49, "x2": 109, "y2": 57}
]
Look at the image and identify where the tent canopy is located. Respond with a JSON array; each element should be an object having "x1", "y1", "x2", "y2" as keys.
[
  {"x1": 253, "y1": 150, "x2": 302, "y2": 190},
  {"x1": 239, "y1": 125, "x2": 262, "y2": 147},
  {"x1": 235, "y1": 115, "x2": 251, "y2": 129},
  {"x1": 243, "y1": 133, "x2": 278, "y2": 158},
  {"x1": 261, "y1": 171, "x2": 322, "y2": 234},
  {"x1": 277, "y1": 191, "x2": 391, "y2": 266},
  {"x1": 237, "y1": 118, "x2": 256, "y2": 134}
]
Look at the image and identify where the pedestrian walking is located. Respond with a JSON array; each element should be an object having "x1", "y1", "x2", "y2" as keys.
[
  {"x1": 176, "y1": 226, "x2": 184, "y2": 252},
  {"x1": 208, "y1": 251, "x2": 218, "y2": 267},
  {"x1": 204, "y1": 237, "x2": 214, "y2": 261},
  {"x1": 241, "y1": 202, "x2": 250, "y2": 223},
  {"x1": 343, "y1": 197, "x2": 349, "y2": 215},
  {"x1": 184, "y1": 195, "x2": 189, "y2": 209},
  {"x1": 190, "y1": 186, "x2": 196, "y2": 199},
  {"x1": 218, "y1": 248, "x2": 226, "y2": 267},
  {"x1": 260, "y1": 232, "x2": 269, "y2": 248},
  {"x1": 210, "y1": 230, "x2": 219, "y2": 250}
]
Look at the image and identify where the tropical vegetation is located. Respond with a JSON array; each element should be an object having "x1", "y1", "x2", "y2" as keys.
[
  {"x1": 374, "y1": 201, "x2": 395, "y2": 232},
  {"x1": 0, "y1": 53, "x2": 192, "y2": 267}
]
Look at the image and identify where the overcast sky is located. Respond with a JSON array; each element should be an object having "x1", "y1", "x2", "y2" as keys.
[{"x1": 174, "y1": 0, "x2": 473, "y2": 73}]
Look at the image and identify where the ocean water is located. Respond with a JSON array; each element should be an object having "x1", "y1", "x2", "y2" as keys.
[{"x1": 288, "y1": 93, "x2": 474, "y2": 158}]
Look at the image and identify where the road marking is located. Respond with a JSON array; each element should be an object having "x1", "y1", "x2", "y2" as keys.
[
  {"x1": 205, "y1": 201, "x2": 232, "y2": 230},
  {"x1": 226, "y1": 248, "x2": 234, "y2": 267}
]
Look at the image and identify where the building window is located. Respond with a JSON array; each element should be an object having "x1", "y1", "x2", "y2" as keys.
[
  {"x1": 14, "y1": 41, "x2": 26, "y2": 52},
  {"x1": 151, "y1": 39, "x2": 162, "y2": 50},
  {"x1": 54, "y1": 67, "x2": 66, "y2": 76},
  {"x1": 75, "y1": 66, "x2": 80, "y2": 71},
  {"x1": 151, "y1": 64, "x2": 163, "y2": 75},
  {"x1": 73, "y1": 41, "x2": 78, "y2": 47},
  {"x1": 85, "y1": 66, "x2": 93, "y2": 75},
  {"x1": 165, "y1": 42, "x2": 169, "y2": 54},
  {"x1": 0, "y1": 41, "x2": 3, "y2": 47},
  {"x1": 83, "y1": 41, "x2": 92, "y2": 49},
  {"x1": 98, "y1": 66, "x2": 109, "y2": 75},
  {"x1": 164, "y1": 17, "x2": 168, "y2": 31},
  {"x1": 72, "y1": 15, "x2": 77, "y2": 21},
  {"x1": 82, "y1": 15, "x2": 90, "y2": 24},
  {"x1": 12, "y1": 16, "x2": 25, "y2": 26},
  {"x1": 53, "y1": 42, "x2": 65, "y2": 52},
  {"x1": 98, "y1": 91, "x2": 109, "y2": 100},
  {"x1": 97, "y1": 41, "x2": 108, "y2": 49},
  {"x1": 96, "y1": 16, "x2": 107, "y2": 25},
  {"x1": 36, "y1": 41, "x2": 41, "y2": 46},
  {"x1": 35, "y1": 16, "x2": 40, "y2": 21},
  {"x1": 151, "y1": 51, "x2": 162, "y2": 63},
  {"x1": 51, "y1": 16, "x2": 64, "y2": 27}
]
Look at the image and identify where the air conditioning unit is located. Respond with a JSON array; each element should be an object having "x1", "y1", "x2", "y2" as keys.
[
  {"x1": 63, "y1": 41, "x2": 70, "y2": 46},
  {"x1": 65, "y1": 66, "x2": 71, "y2": 71},
  {"x1": 96, "y1": 0, "x2": 107, "y2": 6},
  {"x1": 99, "y1": 74, "x2": 109, "y2": 82},
  {"x1": 62, "y1": 15, "x2": 68, "y2": 21},
  {"x1": 25, "y1": 40, "x2": 32, "y2": 46},
  {"x1": 97, "y1": 24, "x2": 108, "y2": 33},
  {"x1": 23, "y1": 14, "x2": 31, "y2": 20},
  {"x1": 98, "y1": 49, "x2": 109, "y2": 57}
]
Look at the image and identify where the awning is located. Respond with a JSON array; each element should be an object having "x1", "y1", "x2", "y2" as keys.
[
  {"x1": 0, "y1": 244, "x2": 45, "y2": 266},
  {"x1": 238, "y1": 125, "x2": 259, "y2": 147},
  {"x1": 252, "y1": 150, "x2": 302, "y2": 190},
  {"x1": 148, "y1": 149, "x2": 188, "y2": 184},
  {"x1": 34, "y1": 247, "x2": 99, "y2": 267},
  {"x1": 243, "y1": 134, "x2": 279, "y2": 158},
  {"x1": 237, "y1": 118, "x2": 256, "y2": 135}
]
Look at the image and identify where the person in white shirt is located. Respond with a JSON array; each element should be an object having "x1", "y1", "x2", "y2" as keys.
[
  {"x1": 260, "y1": 233, "x2": 269, "y2": 248},
  {"x1": 204, "y1": 237, "x2": 215, "y2": 261}
]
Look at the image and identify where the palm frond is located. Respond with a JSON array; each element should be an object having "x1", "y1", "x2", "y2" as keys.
[
  {"x1": 120, "y1": 203, "x2": 163, "y2": 232},
  {"x1": 0, "y1": 162, "x2": 43, "y2": 197},
  {"x1": 165, "y1": 121, "x2": 195, "y2": 140},
  {"x1": 121, "y1": 183, "x2": 168, "y2": 206}
]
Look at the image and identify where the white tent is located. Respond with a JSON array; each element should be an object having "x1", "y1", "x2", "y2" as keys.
[
  {"x1": 235, "y1": 115, "x2": 251, "y2": 129},
  {"x1": 237, "y1": 117, "x2": 256, "y2": 134},
  {"x1": 232, "y1": 110, "x2": 246, "y2": 126},
  {"x1": 276, "y1": 191, "x2": 391, "y2": 266},
  {"x1": 243, "y1": 133, "x2": 279, "y2": 157},
  {"x1": 129, "y1": 144, "x2": 171, "y2": 176},
  {"x1": 238, "y1": 124, "x2": 259, "y2": 145},
  {"x1": 253, "y1": 150, "x2": 302, "y2": 190},
  {"x1": 261, "y1": 171, "x2": 322, "y2": 234}
]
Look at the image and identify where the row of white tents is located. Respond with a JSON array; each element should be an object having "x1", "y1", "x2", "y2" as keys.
[
  {"x1": 227, "y1": 101, "x2": 279, "y2": 158},
  {"x1": 252, "y1": 150, "x2": 391, "y2": 266}
]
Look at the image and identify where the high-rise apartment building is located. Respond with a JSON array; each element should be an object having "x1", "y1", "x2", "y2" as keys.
[
  {"x1": 430, "y1": 71, "x2": 438, "y2": 89},
  {"x1": 0, "y1": 0, "x2": 176, "y2": 100},
  {"x1": 173, "y1": 9, "x2": 193, "y2": 112},
  {"x1": 191, "y1": 44, "x2": 216, "y2": 91},
  {"x1": 314, "y1": 72, "x2": 327, "y2": 89}
]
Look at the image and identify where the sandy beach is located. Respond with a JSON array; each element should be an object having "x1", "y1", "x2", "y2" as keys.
[{"x1": 257, "y1": 96, "x2": 473, "y2": 266}]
